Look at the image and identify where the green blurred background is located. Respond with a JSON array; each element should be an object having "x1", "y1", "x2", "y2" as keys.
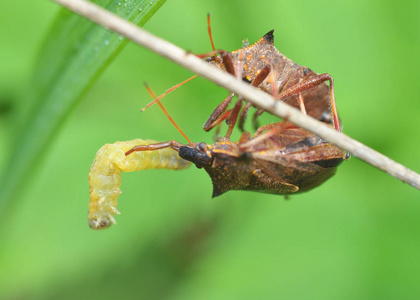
[{"x1": 1, "y1": 0, "x2": 420, "y2": 299}]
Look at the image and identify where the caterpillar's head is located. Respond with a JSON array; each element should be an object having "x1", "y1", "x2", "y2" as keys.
[
  {"x1": 88, "y1": 217, "x2": 113, "y2": 230},
  {"x1": 88, "y1": 201, "x2": 119, "y2": 230}
]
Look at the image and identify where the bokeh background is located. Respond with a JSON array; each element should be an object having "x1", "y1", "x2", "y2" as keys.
[{"x1": 1, "y1": 0, "x2": 420, "y2": 299}]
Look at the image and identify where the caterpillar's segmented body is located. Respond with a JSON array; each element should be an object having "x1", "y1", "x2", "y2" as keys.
[{"x1": 88, "y1": 139, "x2": 190, "y2": 230}]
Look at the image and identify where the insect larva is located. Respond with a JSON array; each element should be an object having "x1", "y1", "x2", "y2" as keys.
[{"x1": 88, "y1": 139, "x2": 190, "y2": 230}]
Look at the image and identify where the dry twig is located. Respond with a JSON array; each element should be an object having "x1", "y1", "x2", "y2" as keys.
[{"x1": 51, "y1": 0, "x2": 420, "y2": 191}]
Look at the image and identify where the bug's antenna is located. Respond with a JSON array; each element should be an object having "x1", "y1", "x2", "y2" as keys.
[
  {"x1": 141, "y1": 14, "x2": 216, "y2": 114},
  {"x1": 144, "y1": 82, "x2": 192, "y2": 145},
  {"x1": 141, "y1": 75, "x2": 199, "y2": 112},
  {"x1": 207, "y1": 13, "x2": 216, "y2": 52}
]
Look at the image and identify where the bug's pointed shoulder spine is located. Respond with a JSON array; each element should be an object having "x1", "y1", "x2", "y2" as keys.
[{"x1": 263, "y1": 29, "x2": 275, "y2": 44}]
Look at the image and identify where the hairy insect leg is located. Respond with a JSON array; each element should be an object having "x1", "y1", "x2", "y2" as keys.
[
  {"x1": 276, "y1": 73, "x2": 341, "y2": 131},
  {"x1": 125, "y1": 140, "x2": 183, "y2": 156}
]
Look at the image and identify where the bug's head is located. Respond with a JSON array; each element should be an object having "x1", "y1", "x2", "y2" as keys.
[{"x1": 178, "y1": 142, "x2": 213, "y2": 168}]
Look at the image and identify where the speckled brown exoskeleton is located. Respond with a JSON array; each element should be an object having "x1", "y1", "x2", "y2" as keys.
[
  {"x1": 143, "y1": 15, "x2": 341, "y2": 139},
  {"x1": 125, "y1": 122, "x2": 347, "y2": 198},
  {"x1": 199, "y1": 28, "x2": 341, "y2": 138}
]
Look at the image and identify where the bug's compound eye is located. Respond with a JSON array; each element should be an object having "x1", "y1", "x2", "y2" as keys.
[
  {"x1": 303, "y1": 67, "x2": 311, "y2": 76},
  {"x1": 205, "y1": 56, "x2": 216, "y2": 63},
  {"x1": 345, "y1": 152, "x2": 351, "y2": 160},
  {"x1": 198, "y1": 142, "x2": 207, "y2": 152},
  {"x1": 320, "y1": 110, "x2": 332, "y2": 124}
]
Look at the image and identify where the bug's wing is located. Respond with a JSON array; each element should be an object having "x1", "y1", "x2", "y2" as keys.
[
  {"x1": 204, "y1": 149, "x2": 300, "y2": 197},
  {"x1": 281, "y1": 143, "x2": 347, "y2": 167},
  {"x1": 247, "y1": 167, "x2": 300, "y2": 194},
  {"x1": 251, "y1": 150, "x2": 339, "y2": 193}
]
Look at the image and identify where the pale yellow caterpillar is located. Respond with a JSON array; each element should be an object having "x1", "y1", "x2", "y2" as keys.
[{"x1": 88, "y1": 139, "x2": 190, "y2": 230}]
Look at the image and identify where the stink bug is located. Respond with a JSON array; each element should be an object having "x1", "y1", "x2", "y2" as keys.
[
  {"x1": 143, "y1": 15, "x2": 341, "y2": 138},
  {"x1": 125, "y1": 124, "x2": 347, "y2": 198}
]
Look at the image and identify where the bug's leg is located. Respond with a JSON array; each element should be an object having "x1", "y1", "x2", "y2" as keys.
[
  {"x1": 213, "y1": 123, "x2": 223, "y2": 142},
  {"x1": 248, "y1": 66, "x2": 279, "y2": 131},
  {"x1": 223, "y1": 48, "x2": 249, "y2": 137},
  {"x1": 238, "y1": 102, "x2": 252, "y2": 131},
  {"x1": 203, "y1": 93, "x2": 235, "y2": 131},
  {"x1": 252, "y1": 108, "x2": 265, "y2": 131},
  {"x1": 225, "y1": 99, "x2": 243, "y2": 138},
  {"x1": 254, "y1": 121, "x2": 296, "y2": 135},
  {"x1": 238, "y1": 65, "x2": 272, "y2": 131},
  {"x1": 203, "y1": 109, "x2": 233, "y2": 132},
  {"x1": 202, "y1": 47, "x2": 241, "y2": 132},
  {"x1": 125, "y1": 140, "x2": 183, "y2": 156},
  {"x1": 239, "y1": 131, "x2": 251, "y2": 144},
  {"x1": 297, "y1": 91, "x2": 307, "y2": 115},
  {"x1": 239, "y1": 126, "x2": 282, "y2": 151},
  {"x1": 276, "y1": 73, "x2": 341, "y2": 132},
  {"x1": 267, "y1": 66, "x2": 280, "y2": 98}
]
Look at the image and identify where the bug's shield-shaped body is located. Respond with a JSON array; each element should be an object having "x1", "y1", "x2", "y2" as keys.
[
  {"x1": 179, "y1": 128, "x2": 346, "y2": 197},
  {"x1": 207, "y1": 30, "x2": 331, "y2": 121},
  {"x1": 88, "y1": 139, "x2": 190, "y2": 229}
]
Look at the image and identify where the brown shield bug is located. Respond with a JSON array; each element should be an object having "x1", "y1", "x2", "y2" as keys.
[
  {"x1": 143, "y1": 15, "x2": 341, "y2": 138},
  {"x1": 124, "y1": 124, "x2": 346, "y2": 198}
]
